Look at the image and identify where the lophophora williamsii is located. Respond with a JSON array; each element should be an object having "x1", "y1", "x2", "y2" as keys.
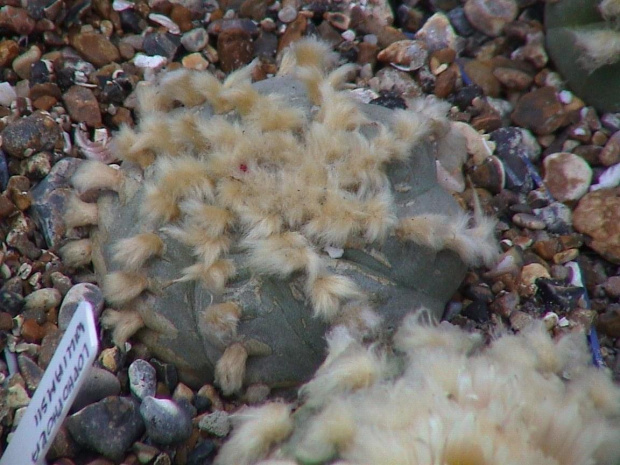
[{"x1": 60, "y1": 39, "x2": 497, "y2": 392}]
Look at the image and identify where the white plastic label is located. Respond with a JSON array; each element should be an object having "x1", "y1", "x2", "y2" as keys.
[{"x1": 1, "y1": 301, "x2": 99, "y2": 465}]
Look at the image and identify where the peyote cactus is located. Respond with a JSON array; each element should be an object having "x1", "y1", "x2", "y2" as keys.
[
  {"x1": 61, "y1": 39, "x2": 497, "y2": 391},
  {"x1": 214, "y1": 316, "x2": 620, "y2": 465},
  {"x1": 545, "y1": 0, "x2": 620, "y2": 113}
]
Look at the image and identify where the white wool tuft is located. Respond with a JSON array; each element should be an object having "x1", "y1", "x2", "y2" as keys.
[
  {"x1": 215, "y1": 342, "x2": 248, "y2": 395},
  {"x1": 101, "y1": 309, "x2": 144, "y2": 346},
  {"x1": 215, "y1": 403, "x2": 293, "y2": 465}
]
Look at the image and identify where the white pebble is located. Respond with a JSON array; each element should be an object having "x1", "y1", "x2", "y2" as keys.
[{"x1": 341, "y1": 29, "x2": 356, "y2": 42}]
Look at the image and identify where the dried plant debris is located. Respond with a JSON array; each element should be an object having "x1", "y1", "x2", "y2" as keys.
[
  {"x1": 215, "y1": 315, "x2": 620, "y2": 465},
  {"x1": 64, "y1": 38, "x2": 497, "y2": 390}
]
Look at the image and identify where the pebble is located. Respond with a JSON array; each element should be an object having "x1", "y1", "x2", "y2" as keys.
[
  {"x1": 573, "y1": 188, "x2": 620, "y2": 264},
  {"x1": 20, "y1": 318, "x2": 46, "y2": 343},
  {"x1": 143, "y1": 32, "x2": 182, "y2": 60},
  {"x1": 18, "y1": 353, "x2": 43, "y2": 392},
  {"x1": 100, "y1": 346, "x2": 124, "y2": 373},
  {"x1": 533, "y1": 202, "x2": 573, "y2": 233},
  {"x1": 187, "y1": 439, "x2": 216, "y2": 465},
  {"x1": 63, "y1": 86, "x2": 102, "y2": 128},
  {"x1": 511, "y1": 87, "x2": 567, "y2": 136},
  {"x1": 198, "y1": 409, "x2": 231, "y2": 437},
  {"x1": 377, "y1": 40, "x2": 427, "y2": 71},
  {"x1": 140, "y1": 396, "x2": 193, "y2": 444},
  {"x1": 1, "y1": 111, "x2": 62, "y2": 159},
  {"x1": 415, "y1": 12, "x2": 460, "y2": 53},
  {"x1": 129, "y1": 359, "x2": 157, "y2": 400},
  {"x1": 70, "y1": 32, "x2": 121, "y2": 68},
  {"x1": 132, "y1": 442, "x2": 160, "y2": 463},
  {"x1": 519, "y1": 263, "x2": 551, "y2": 297},
  {"x1": 57, "y1": 283, "x2": 103, "y2": 330},
  {"x1": 0, "y1": 6, "x2": 36, "y2": 35},
  {"x1": 217, "y1": 28, "x2": 254, "y2": 73},
  {"x1": 542, "y1": 152, "x2": 592, "y2": 202},
  {"x1": 12, "y1": 45, "x2": 42, "y2": 80},
  {"x1": 492, "y1": 67, "x2": 533, "y2": 91},
  {"x1": 37, "y1": 327, "x2": 61, "y2": 370},
  {"x1": 468, "y1": 155, "x2": 505, "y2": 193},
  {"x1": 0, "y1": 82, "x2": 16, "y2": 108},
  {"x1": 30, "y1": 158, "x2": 83, "y2": 248},
  {"x1": 66, "y1": 396, "x2": 145, "y2": 462},
  {"x1": 603, "y1": 276, "x2": 620, "y2": 299},
  {"x1": 181, "y1": 28, "x2": 210, "y2": 52},
  {"x1": 598, "y1": 307, "x2": 620, "y2": 338},
  {"x1": 512, "y1": 212, "x2": 546, "y2": 230},
  {"x1": 462, "y1": 59, "x2": 501, "y2": 97},
  {"x1": 23, "y1": 287, "x2": 62, "y2": 312},
  {"x1": 182, "y1": 52, "x2": 209, "y2": 70},
  {"x1": 0, "y1": 39, "x2": 19, "y2": 68},
  {"x1": 71, "y1": 367, "x2": 121, "y2": 413},
  {"x1": 463, "y1": 0, "x2": 518, "y2": 37},
  {"x1": 7, "y1": 381, "x2": 30, "y2": 409},
  {"x1": 368, "y1": 67, "x2": 422, "y2": 99},
  {"x1": 600, "y1": 131, "x2": 620, "y2": 167}
]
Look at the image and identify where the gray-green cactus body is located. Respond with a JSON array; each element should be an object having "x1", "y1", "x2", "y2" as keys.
[
  {"x1": 91, "y1": 70, "x2": 467, "y2": 390},
  {"x1": 545, "y1": 0, "x2": 620, "y2": 113}
]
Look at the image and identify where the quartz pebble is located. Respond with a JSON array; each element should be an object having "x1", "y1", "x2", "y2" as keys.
[
  {"x1": 464, "y1": 0, "x2": 518, "y2": 37},
  {"x1": 542, "y1": 152, "x2": 592, "y2": 202},
  {"x1": 140, "y1": 396, "x2": 193, "y2": 444},
  {"x1": 129, "y1": 359, "x2": 157, "y2": 400}
]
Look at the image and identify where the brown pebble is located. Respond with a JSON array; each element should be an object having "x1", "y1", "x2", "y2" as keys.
[
  {"x1": 33, "y1": 95, "x2": 58, "y2": 111},
  {"x1": 0, "y1": 312, "x2": 13, "y2": 331},
  {"x1": 377, "y1": 40, "x2": 428, "y2": 71},
  {"x1": 0, "y1": 194, "x2": 17, "y2": 218},
  {"x1": 63, "y1": 85, "x2": 102, "y2": 127},
  {"x1": 573, "y1": 188, "x2": 620, "y2": 264},
  {"x1": 489, "y1": 291, "x2": 519, "y2": 318},
  {"x1": 240, "y1": 0, "x2": 274, "y2": 21},
  {"x1": 599, "y1": 131, "x2": 620, "y2": 167},
  {"x1": 603, "y1": 276, "x2": 620, "y2": 299},
  {"x1": 434, "y1": 62, "x2": 458, "y2": 98},
  {"x1": 492, "y1": 66, "x2": 533, "y2": 90},
  {"x1": 509, "y1": 309, "x2": 534, "y2": 331},
  {"x1": 217, "y1": 28, "x2": 254, "y2": 73},
  {"x1": 462, "y1": 59, "x2": 501, "y2": 97},
  {"x1": 512, "y1": 213, "x2": 546, "y2": 230},
  {"x1": 552, "y1": 248, "x2": 578, "y2": 264},
  {"x1": 0, "y1": 6, "x2": 36, "y2": 35},
  {"x1": 511, "y1": 86, "x2": 568, "y2": 135},
  {"x1": 70, "y1": 31, "x2": 121, "y2": 68},
  {"x1": 532, "y1": 239, "x2": 560, "y2": 260},
  {"x1": 170, "y1": 4, "x2": 193, "y2": 32},
  {"x1": 21, "y1": 318, "x2": 45, "y2": 343},
  {"x1": 12, "y1": 45, "x2": 42, "y2": 80},
  {"x1": 0, "y1": 39, "x2": 19, "y2": 67},
  {"x1": 277, "y1": 14, "x2": 307, "y2": 54},
  {"x1": 518, "y1": 263, "x2": 550, "y2": 297},
  {"x1": 182, "y1": 52, "x2": 209, "y2": 70},
  {"x1": 542, "y1": 152, "x2": 592, "y2": 202}
]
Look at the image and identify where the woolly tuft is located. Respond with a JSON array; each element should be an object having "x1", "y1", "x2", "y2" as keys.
[
  {"x1": 215, "y1": 403, "x2": 293, "y2": 465},
  {"x1": 306, "y1": 274, "x2": 362, "y2": 321},
  {"x1": 102, "y1": 271, "x2": 150, "y2": 306},
  {"x1": 112, "y1": 233, "x2": 165, "y2": 271},
  {"x1": 573, "y1": 28, "x2": 620, "y2": 72},
  {"x1": 101, "y1": 309, "x2": 144, "y2": 346},
  {"x1": 215, "y1": 342, "x2": 248, "y2": 395},
  {"x1": 72, "y1": 160, "x2": 124, "y2": 194},
  {"x1": 58, "y1": 239, "x2": 92, "y2": 268},
  {"x1": 225, "y1": 316, "x2": 620, "y2": 465},
  {"x1": 63, "y1": 195, "x2": 98, "y2": 229},
  {"x1": 200, "y1": 302, "x2": 242, "y2": 347}
]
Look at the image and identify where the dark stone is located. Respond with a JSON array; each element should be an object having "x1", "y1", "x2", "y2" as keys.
[
  {"x1": 490, "y1": 127, "x2": 534, "y2": 193},
  {"x1": 369, "y1": 92, "x2": 407, "y2": 110},
  {"x1": 0, "y1": 291, "x2": 24, "y2": 316},
  {"x1": 1, "y1": 111, "x2": 62, "y2": 159},
  {"x1": 66, "y1": 396, "x2": 145, "y2": 462},
  {"x1": 194, "y1": 392, "x2": 212, "y2": 413},
  {"x1": 71, "y1": 367, "x2": 121, "y2": 412},
  {"x1": 140, "y1": 396, "x2": 193, "y2": 445},
  {"x1": 187, "y1": 439, "x2": 216, "y2": 465},
  {"x1": 30, "y1": 60, "x2": 53, "y2": 85},
  {"x1": 536, "y1": 278, "x2": 584, "y2": 311},
  {"x1": 150, "y1": 358, "x2": 178, "y2": 393},
  {"x1": 217, "y1": 28, "x2": 254, "y2": 73},
  {"x1": 450, "y1": 84, "x2": 483, "y2": 110},
  {"x1": 119, "y1": 9, "x2": 145, "y2": 34},
  {"x1": 461, "y1": 299, "x2": 490, "y2": 322},
  {"x1": 447, "y1": 6, "x2": 475, "y2": 36},
  {"x1": 18, "y1": 354, "x2": 44, "y2": 393},
  {"x1": 0, "y1": 150, "x2": 8, "y2": 191},
  {"x1": 143, "y1": 32, "x2": 182, "y2": 61},
  {"x1": 58, "y1": 283, "x2": 104, "y2": 331}
]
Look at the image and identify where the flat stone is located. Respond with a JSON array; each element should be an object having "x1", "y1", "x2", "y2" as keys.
[
  {"x1": 63, "y1": 85, "x2": 102, "y2": 128},
  {"x1": 23, "y1": 287, "x2": 62, "y2": 312},
  {"x1": 66, "y1": 396, "x2": 144, "y2": 462},
  {"x1": 415, "y1": 12, "x2": 460, "y2": 53},
  {"x1": 493, "y1": 66, "x2": 533, "y2": 90},
  {"x1": 71, "y1": 367, "x2": 121, "y2": 412},
  {"x1": 511, "y1": 86, "x2": 567, "y2": 135},
  {"x1": 140, "y1": 396, "x2": 193, "y2": 444},
  {"x1": 70, "y1": 32, "x2": 121, "y2": 68},
  {"x1": 58, "y1": 283, "x2": 104, "y2": 331},
  {"x1": 1, "y1": 111, "x2": 62, "y2": 159},
  {"x1": 542, "y1": 152, "x2": 592, "y2": 202},
  {"x1": 377, "y1": 40, "x2": 428, "y2": 71},
  {"x1": 573, "y1": 188, "x2": 620, "y2": 264},
  {"x1": 464, "y1": 0, "x2": 518, "y2": 37},
  {"x1": 18, "y1": 354, "x2": 44, "y2": 393}
]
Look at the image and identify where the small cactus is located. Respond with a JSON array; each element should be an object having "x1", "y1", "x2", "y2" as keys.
[{"x1": 64, "y1": 39, "x2": 497, "y2": 391}]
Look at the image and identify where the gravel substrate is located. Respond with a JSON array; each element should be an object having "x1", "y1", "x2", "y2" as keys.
[{"x1": 1, "y1": 0, "x2": 620, "y2": 463}]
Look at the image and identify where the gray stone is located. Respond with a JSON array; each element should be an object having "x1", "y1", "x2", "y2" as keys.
[
  {"x1": 67, "y1": 396, "x2": 144, "y2": 461},
  {"x1": 198, "y1": 410, "x2": 231, "y2": 437},
  {"x1": 59, "y1": 283, "x2": 104, "y2": 330},
  {"x1": 71, "y1": 367, "x2": 121, "y2": 412},
  {"x1": 140, "y1": 396, "x2": 193, "y2": 444},
  {"x1": 129, "y1": 359, "x2": 157, "y2": 400}
]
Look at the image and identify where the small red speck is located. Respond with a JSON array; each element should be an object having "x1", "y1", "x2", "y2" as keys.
[{"x1": 239, "y1": 163, "x2": 248, "y2": 172}]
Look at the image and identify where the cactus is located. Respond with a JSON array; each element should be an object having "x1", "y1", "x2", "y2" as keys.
[
  {"x1": 63, "y1": 39, "x2": 497, "y2": 391},
  {"x1": 545, "y1": 0, "x2": 620, "y2": 113},
  {"x1": 215, "y1": 315, "x2": 620, "y2": 465}
]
